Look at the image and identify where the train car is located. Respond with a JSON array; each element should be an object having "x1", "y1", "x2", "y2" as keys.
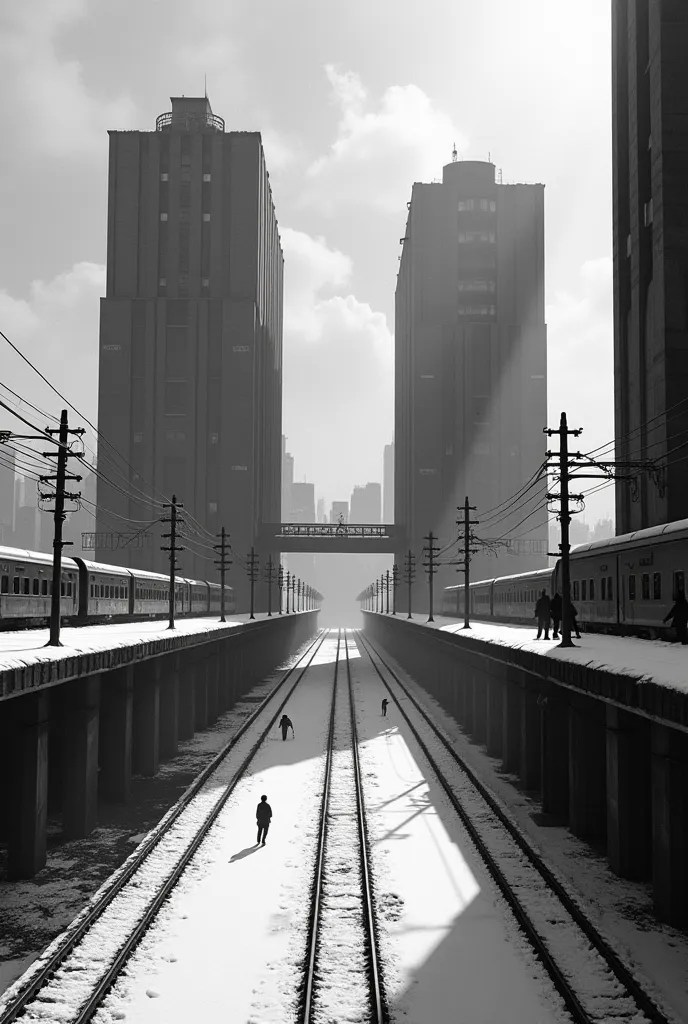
[
  {"x1": 491, "y1": 567, "x2": 556, "y2": 625},
  {"x1": 130, "y1": 568, "x2": 173, "y2": 617},
  {"x1": 0, "y1": 546, "x2": 78, "y2": 627},
  {"x1": 188, "y1": 579, "x2": 210, "y2": 615},
  {"x1": 208, "y1": 582, "x2": 236, "y2": 615},
  {"x1": 72, "y1": 557, "x2": 133, "y2": 620}
]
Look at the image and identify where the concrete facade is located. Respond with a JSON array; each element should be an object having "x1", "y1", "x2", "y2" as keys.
[
  {"x1": 612, "y1": 2, "x2": 688, "y2": 531},
  {"x1": 383, "y1": 442, "x2": 394, "y2": 525},
  {"x1": 395, "y1": 159, "x2": 548, "y2": 611},
  {"x1": 350, "y1": 483, "x2": 382, "y2": 524},
  {"x1": 96, "y1": 97, "x2": 284, "y2": 608}
]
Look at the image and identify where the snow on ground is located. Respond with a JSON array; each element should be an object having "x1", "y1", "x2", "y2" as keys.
[
  {"x1": 89, "y1": 633, "x2": 340, "y2": 1024},
  {"x1": 373, "y1": 636, "x2": 688, "y2": 1024},
  {"x1": 348, "y1": 635, "x2": 569, "y2": 1024},
  {"x1": 418, "y1": 614, "x2": 688, "y2": 695},
  {"x1": 0, "y1": 612, "x2": 296, "y2": 673}
]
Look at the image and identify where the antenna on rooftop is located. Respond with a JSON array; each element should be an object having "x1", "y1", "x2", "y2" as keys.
[
  {"x1": 204, "y1": 73, "x2": 207, "y2": 98},
  {"x1": 452, "y1": 141, "x2": 458, "y2": 163}
]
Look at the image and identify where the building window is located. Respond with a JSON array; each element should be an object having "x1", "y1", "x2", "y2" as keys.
[
  {"x1": 458, "y1": 199, "x2": 475, "y2": 211},
  {"x1": 134, "y1": 431, "x2": 143, "y2": 443},
  {"x1": 203, "y1": 173, "x2": 211, "y2": 182},
  {"x1": 201, "y1": 277, "x2": 210, "y2": 288},
  {"x1": 181, "y1": 168, "x2": 191, "y2": 183},
  {"x1": 653, "y1": 572, "x2": 661, "y2": 600},
  {"x1": 209, "y1": 501, "x2": 218, "y2": 514},
  {"x1": 160, "y1": 173, "x2": 169, "y2": 182},
  {"x1": 160, "y1": 212, "x2": 168, "y2": 221},
  {"x1": 210, "y1": 432, "x2": 219, "y2": 444},
  {"x1": 203, "y1": 213, "x2": 210, "y2": 222},
  {"x1": 159, "y1": 277, "x2": 167, "y2": 287}
]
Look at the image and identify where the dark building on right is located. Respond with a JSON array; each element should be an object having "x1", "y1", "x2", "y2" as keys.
[{"x1": 612, "y1": 2, "x2": 688, "y2": 532}]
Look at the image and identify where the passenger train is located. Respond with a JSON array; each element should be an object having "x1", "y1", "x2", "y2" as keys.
[
  {"x1": 440, "y1": 517, "x2": 688, "y2": 639},
  {"x1": 0, "y1": 545, "x2": 236, "y2": 629}
]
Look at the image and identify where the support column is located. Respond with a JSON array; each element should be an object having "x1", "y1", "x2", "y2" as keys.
[
  {"x1": 651, "y1": 724, "x2": 688, "y2": 926},
  {"x1": 502, "y1": 673, "x2": 522, "y2": 774},
  {"x1": 217, "y1": 644, "x2": 229, "y2": 713},
  {"x1": 159, "y1": 656, "x2": 179, "y2": 760},
  {"x1": 194, "y1": 657, "x2": 208, "y2": 731},
  {"x1": 99, "y1": 666, "x2": 133, "y2": 803},
  {"x1": 133, "y1": 662, "x2": 160, "y2": 777},
  {"x1": 520, "y1": 686, "x2": 541, "y2": 791},
  {"x1": 606, "y1": 707, "x2": 651, "y2": 879},
  {"x1": 463, "y1": 674, "x2": 475, "y2": 733},
  {"x1": 472, "y1": 672, "x2": 487, "y2": 744},
  {"x1": 541, "y1": 694, "x2": 569, "y2": 817},
  {"x1": 569, "y1": 697, "x2": 606, "y2": 841},
  {"x1": 486, "y1": 676, "x2": 504, "y2": 758},
  {"x1": 8, "y1": 692, "x2": 50, "y2": 880},
  {"x1": 207, "y1": 650, "x2": 219, "y2": 725},
  {"x1": 61, "y1": 676, "x2": 101, "y2": 839},
  {"x1": 178, "y1": 656, "x2": 195, "y2": 741}
]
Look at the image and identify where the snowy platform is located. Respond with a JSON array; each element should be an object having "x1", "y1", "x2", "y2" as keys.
[
  {"x1": 365, "y1": 613, "x2": 688, "y2": 731},
  {"x1": 0, "y1": 613, "x2": 311, "y2": 701}
]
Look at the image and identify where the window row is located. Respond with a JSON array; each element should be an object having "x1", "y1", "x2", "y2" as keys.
[
  {"x1": 90, "y1": 583, "x2": 129, "y2": 599},
  {"x1": 627, "y1": 572, "x2": 664, "y2": 602},
  {"x1": 160, "y1": 173, "x2": 211, "y2": 182},
  {"x1": 135, "y1": 586, "x2": 171, "y2": 601},
  {"x1": 573, "y1": 576, "x2": 614, "y2": 601},
  {"x1": 159, "y1": 278, "x2": 210, "y2": 287},
  {"x1": 1, "y1": 576, "x2": 73, "y2": 596},
  {"x1": 458, "y1": 280, "x2": 495, "y2": 293},
  {"x1": 458, "y1": 199, "x2": 496, "y2": 212},
  {"x1": 458, "y1": 231, "x2": 496, "y2": 244},
  {"x1": 457, "y1": 304, "x2": 496, "y2": 316},
  {"x1": 494, "y1": 589, "x2": 540, "y2": 605},
  {"x1": 160, "y1": 213, "x2": 211, "y2": 221}
]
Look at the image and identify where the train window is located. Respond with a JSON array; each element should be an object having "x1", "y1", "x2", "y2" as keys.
[
  {"x1": 13, "y1": 576, "x2": 19, "y2": 594},
  {"x1": 1, "y1": 575, "x2": 7, "y2": 594},
  {"x1": 68, "y1": 582, "x2": 73, "y2": 596},
  {"x1": 573, "y1": 581, "x2": 579, "y2": 600},
  {"x1": 607, "y1": 576, "x2": 613, "y2": 600},
  {"x1": 32, "y1": 579, "x2": 39, "y2": 595},
  {"x1": 653, "y1": 573, "x2": 662, "y2": 600},
  {"x1": 60, "y1": 582, "x2": 65, "y2": 596},
  {"x1": 42, "y1": 579, "x2": 48, "y2": 596},
  {"x1": 641, "y1": 574, "x2": 650, "y2": 600},
  {"x1": 629, "y1": 574, "x2": 636, "y2": 601},
  {"x1": 589, "y1": 579, "x2": 595, "y2": 600},
  {"x1": 601, "y1": 578, "x2": 606, "y2": 600},
  {"x1": 23, "y1": 578, "x2": 30, "y2": 595},
  {"x1": 673, "y1": 571, "x2": 685, "y2": 599},
  {"x1": 581, "y1": 580, "x2": 587, "y2": 601}
]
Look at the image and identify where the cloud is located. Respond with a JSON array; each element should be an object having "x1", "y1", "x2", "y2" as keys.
[
  {"x1": 302, "y1": 66, "x2": 467, "y2": 214},
  {"x1": 1, "y1": 1, "x2": 136, "y2": 159},
  {"x1": 0, "y1": 262, "x2": 104, "y2": 435},
  {"x1": 281, "y1": 229, "x2": 393, "y2": 504}
]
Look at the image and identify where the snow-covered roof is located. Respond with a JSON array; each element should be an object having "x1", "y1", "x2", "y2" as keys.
[{"x1": 571, "y1": 516, "x2": 688, "y2": 556}]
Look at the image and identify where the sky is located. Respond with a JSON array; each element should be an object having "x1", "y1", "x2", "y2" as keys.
[{"x1": 0, "y1": 0, "x2": 614, "y2": 526}]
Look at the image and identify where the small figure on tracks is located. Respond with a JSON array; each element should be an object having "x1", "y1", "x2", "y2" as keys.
[
  {"x1": 381, "y1": 698, "x2": 389, "y2": 717},
  {"x1": 663, "y1": 591, "x2": 688, "y2": 645},
  {"x1": 256, "y1": 795, "x2": 272, "y2": 846},
  {"x1": 534, "y1": 589, "x2": 551, "y2": 639},
  {"x1": 279, "y1": 713, "x2": 294, "y2": 740}
]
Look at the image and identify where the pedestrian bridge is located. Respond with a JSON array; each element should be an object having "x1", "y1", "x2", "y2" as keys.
[{"x1": 257, "y1": 523, "x2": 401, "y2": 554}]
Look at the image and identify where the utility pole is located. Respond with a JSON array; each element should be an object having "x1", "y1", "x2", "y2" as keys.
[
  {"x1": 40, "y1": 409, "x2": 85, "y2": 646},
  {"x1": 422, "y1": 531, "x2": 440, "y2": 623},
  {"x1": 264, "y1": 557, "x2": 275, "y2": 617},
  {"x1": 286, "y1": 571, "x2": 291, "y2": 613},
  {"x1": 246, "y1": 547, "x2": 259, "y2": 619},
  {"x1": 385, "y1": 569, "x2": 390, "y2": 613},
  {"x1": 213, "y1": 527, "x2": 232, "y2": 622},
  {"x1": 545, "y1": 412, "x2": 583, "y2": 648},
  {"x1": 277, "y1": 564, "x2": 284, "y2": 614},
  {"x1": 404, "y1": 549, "x2": 416, "y2": 619},
  {"x1": 161, "y1": 494, "x2": 185, "y2": 630},
  {"x1": 391, "y1": 562, "x2": 399, "y2": 615},
  {"x1": 456, "y1": 497, "x2": 479, "y2": 629},
  {"x1": 294, "y1": 576, "x2": 299, "y2": 612}
]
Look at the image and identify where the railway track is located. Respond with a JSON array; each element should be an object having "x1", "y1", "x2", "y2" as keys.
[
  {"x1": 0, "y1": 631, "x2": 328, "y2": 1024},
  {"x1": 300, "y1": 629, "x2": 387, "y2": 1024},
  {"x1": 355, "y1": 629, "x2": 673, "y2": 1024}
]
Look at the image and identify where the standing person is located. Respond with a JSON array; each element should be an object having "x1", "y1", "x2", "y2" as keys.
[
  {"x1": 256, "y1": 795, "x2": 272, "y2": 846},
  {"x1": 550, "y1": 592, "x2": 562, "y2": 640},
  {"x1": 566, "y1": 602, "x2": 582, "y2": 639},
  {"x1": 663, "y1": 591, "x2": 688, "y2": 645},
  {"x1": 381, "y1": 698, "x2": 389, "y2": 717},
  {"x1": 279, "y1": 713, "x2": 294, "y2": 740},
  {"x1": 534, "y1": 589, "x2": 551, "y2": 639}
]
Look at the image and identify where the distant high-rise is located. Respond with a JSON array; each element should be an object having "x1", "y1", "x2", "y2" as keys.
[
  {"x1": 291, "y1": 482, "x2": 315, "y2": 523},
  {"x1": 612, "y1": 3, "x2": 688, "y2": 532},
  {"x1": 331, "y1": 500, "x2": 349, "y2": 525},
  {"x1": 96, "y1": 96, "x2": 283, "y2": 607},
  {"x1": 395, "y1": 158, "x2": 548, "y2": 602},
  {"x1": 0, "y1": 448, "x2": 16, "y2": 544},
  {"x1": 316, "y1": 497, "x2": 326, "y2": 523},
  {"x1": 282, "y1": 435, "x2": 294, "y2": 521},
  {"x1": 383, "y1": 443, "x2": 394, "y2": 524},
  {"x1": 350, "y1": 483, "x2": 381, "y2": 524}
]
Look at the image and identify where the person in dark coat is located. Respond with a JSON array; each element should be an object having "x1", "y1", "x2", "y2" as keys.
[
  {"x1": 565, "y1": 602, "x2": 582, "y2": 639},
  {"x1": 663, "y1": 592, "x2": 688, "y2": 645},
  {"x1": 381, "y1": 698, "x2": 389, "y2": 717},
  {"x1": 550, "y1": 592, "x2": 562, "y2": 639},
  {"x1": 279, "y1": 714, "x2": 294, "y2": 740},
  {"x1": 534, "y1": 590, "x2": 551, "y2": 639},
  {"x1": 256, "y1": 794, "x2": 272, "y2": 846}
]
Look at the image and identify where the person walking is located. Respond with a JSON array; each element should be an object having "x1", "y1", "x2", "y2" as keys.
[
  {"x1": 663, "y1": 591, "x2": 688, "y2": 645},
  {"x1": 279, "y1": 713, "x2": 294, "y2": 740},
  {"x1": 566, "y1": 602, "x2": 582, "y2": 639},
  {"x1": 381, "y1": 698, "x2": 389, "y2": 717},
  {"x1": 256, "y1": 795, "x2": 272, "y2": 846},
  {"x1": 534, "y1": 589, "x2": 551, "y2": 639},
  {"x1": 550, "y1": 592, "x2": 562, "y2": 639}
]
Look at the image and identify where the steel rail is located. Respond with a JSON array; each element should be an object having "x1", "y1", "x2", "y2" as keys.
[
  {"x1": 343, "y1": 631, "x2": 388, "y2": 1023},
  {"x1": 0, "y1": 629, "x2": 327, "y2": 1024},
  {"x1": 356, "y1": 629, "x2": 670, "y2": 1024}
]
